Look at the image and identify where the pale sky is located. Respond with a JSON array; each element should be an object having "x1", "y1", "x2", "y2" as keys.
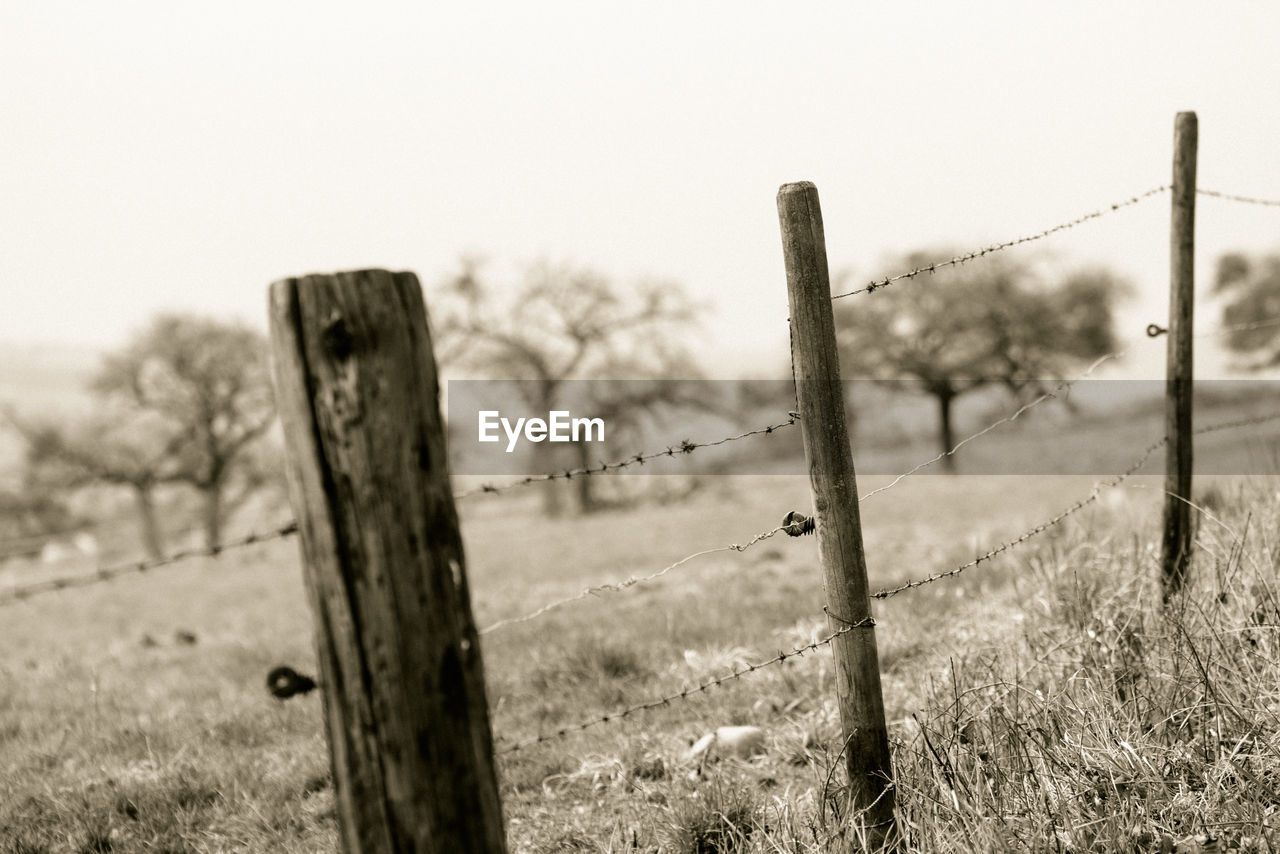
[{"x1": 3, "y1": 2, "x2": 1279, "y2": 380}]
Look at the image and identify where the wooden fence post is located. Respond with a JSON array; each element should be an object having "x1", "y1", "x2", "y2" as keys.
[
  {"x1": 777, "y1": 183, "x2": 896, "y2": 841},
  {"x1": 268, "y1": 269, "x2": 507, "y2": 853},
  {"x1": 1162, "y1": 112, "x2": 1198, "y2": 600}
]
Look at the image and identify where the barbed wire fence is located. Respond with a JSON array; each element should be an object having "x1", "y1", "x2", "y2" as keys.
[
  {"x1": 2, "y1": 305, "x2": 1236, "y2": 609},
  {"x1": 486, "y1": 407, "x2": 1280, "y2": 755},
  {"x1": 4, "y1": 179, "x2": 1279, "y2": 776}
]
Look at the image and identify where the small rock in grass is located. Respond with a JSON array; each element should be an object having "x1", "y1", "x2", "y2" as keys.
[{"x1": 687, "y1": 725, "x2": 766, "y2": 762}]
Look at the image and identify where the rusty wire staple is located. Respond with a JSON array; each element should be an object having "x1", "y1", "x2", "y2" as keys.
[
  {"x1": 479, "y1": 524, "x2": 789, "y2": 635},
  {"x1": 831, "y1": 186, "x2": 1170, "y2": 299},
  {"x1": 453, "y1": 416, "x2": 797, "y2": 500},
  {"x1": 1198, "y1": 188, "x2": 1280, "y2": 208},
  {"x1": 0, "y1": 521, "x2": 300, "y2": 607},
  {"x1": 495, "y1": 615, "x2": 875, "y2": 755},
  {"x1": 871, "y1": 409, "x2": 1280, "y2": 599}
]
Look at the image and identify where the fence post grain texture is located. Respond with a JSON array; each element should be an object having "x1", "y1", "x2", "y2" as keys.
[
  {"x1": 1162, "y1": 112, "x2": 1198, "y2": 600},
  {"x1": 777, "y1": 182, "x2": 896, "y2": 841},
  {"x1": 268, "y1": 269, "x2": 507, "y2": 854}
]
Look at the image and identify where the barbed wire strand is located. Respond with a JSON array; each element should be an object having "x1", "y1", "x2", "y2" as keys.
[
  {"x1": 1198, "y1": 188, "x2": 1280, "y2": 208},
  {"x1": 480, "y1": 525, "x2": 788, "y2": 635},
  {"x1": 452, "y1": 416, "x2": 797, "y2": 500},
  {"x1": 497, "y1": 616, "x2": 874, "y2": 755},
  {"x1": 0, "y1": 521, "x2": 299, "y2": 607},
  {"x1": 831, "y1": 186, "x2": 1171, "y2": 300},
  {"x1": 871, "y1": 409, "x2": 1280, "y2": 599}
]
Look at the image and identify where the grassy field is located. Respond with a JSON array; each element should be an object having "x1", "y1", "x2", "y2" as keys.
[{"x1": 3, "y1": 422, "x2": 1280, "y2": 850}]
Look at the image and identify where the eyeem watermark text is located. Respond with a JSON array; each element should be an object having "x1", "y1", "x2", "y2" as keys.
[{"x1": 478, "y1": 410, "x2": 606, "y2": 453}]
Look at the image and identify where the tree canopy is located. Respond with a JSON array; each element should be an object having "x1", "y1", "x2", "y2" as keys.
[
  {"x1": 1214, "y1": 251, "x2": 1280, "y2": 370},
  {"x1": 10, "y1": 314, "x2": 277, "y2": 555},
  {"x1": 433, "y1": 258, "x2": 700, "y2": 513},
  {"x1": 834, "y1": 252, "x2": 1128, "y2": 470}
]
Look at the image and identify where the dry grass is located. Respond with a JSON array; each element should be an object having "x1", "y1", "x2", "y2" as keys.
[{"x1": 3, "y1": 452, "x2": 1280, "y2": 851}]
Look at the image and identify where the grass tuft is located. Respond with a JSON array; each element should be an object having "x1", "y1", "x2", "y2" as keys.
[{"x1": 661, "y1": 779, "x2": 759, "y2": 854}]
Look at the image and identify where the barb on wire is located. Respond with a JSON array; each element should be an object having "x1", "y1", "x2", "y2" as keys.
[
  {"x1": 832, "y1": 186, "x2": 1170, "y2": 299},
  {"x1": 453, "y1": 416, "x2": 797, "y2": 500},
  {"x1": 872, "y1": 409, "x2": 1280, "y2": 599},
  {"x1": 1198, "y1": 188, "x2": 1280, "y2": 208},
  {"x1": 497, "y1": 615, "x2": 874, "y2": 754},
  {"x1": 480, "y1": 525, "x2": 788, "y2": 634},
  {"x1": 0, "y1": 521, "x2": 300, "y2": 607},
  {"x1": 858, "y1": 351, "x2": 1123, "y2": 503}
]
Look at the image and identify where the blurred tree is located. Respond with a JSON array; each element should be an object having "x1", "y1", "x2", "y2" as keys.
[
  {"x1": 92, "y1": 315, "x2": 277, "y2": 549},
  {"x1": 1213, "y1": 251, "x2": 1280, "y2": 370},
  {"x1": 434, "y1": 258, "x2": 700, "y2": 514},
  {"x1": 0, "y1": 482, "x2": 79, "y2": 561},
  {"x1": 834, "y1": 253, "x2": 1128, "y2": 472},
  {"x1": 8, "y1": 406, "x2": 180, "y2": 559},
  {"x1": 9, "y1": 315, "x2": 277, "y2": 555}
]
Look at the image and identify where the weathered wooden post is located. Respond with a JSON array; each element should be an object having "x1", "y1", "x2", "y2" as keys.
[
  {"x1": 269, "y1": 269, "x2": 507, "y2": 853},
  {"x1": 777, "y1": 183, "x2": 896, "y2": 842},
  {"x1": 1162, "y1": 112, "x2": 1198, "y2": 600}
]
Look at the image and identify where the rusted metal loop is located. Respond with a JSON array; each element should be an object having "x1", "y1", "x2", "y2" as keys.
[
  {"x1": 783, "y1": 511, "x2": 816, "y2": 537},
  {"x1": 267, "y1": 665, "x2": 317, "y2": 699},
  {"x1": 1146, "y1": 323, "x2": 1168, "y2": 338}
]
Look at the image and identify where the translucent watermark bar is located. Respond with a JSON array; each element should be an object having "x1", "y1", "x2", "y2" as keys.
[{"x1": 446, "y1": 380, "x2": 1280, "y2": 476}]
